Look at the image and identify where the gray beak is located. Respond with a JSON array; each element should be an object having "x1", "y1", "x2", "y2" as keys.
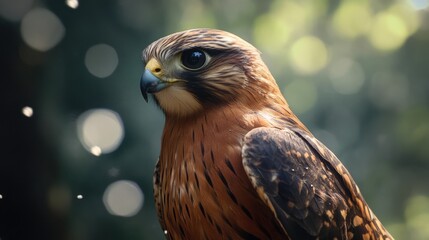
[{"x1": 140, "y1": 69, "x2": 167, "y2": 102}]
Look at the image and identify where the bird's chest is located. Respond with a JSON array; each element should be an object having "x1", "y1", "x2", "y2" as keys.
[
  {"x1": 153, "y1": 134, "x2": 286, "y2": 239},
  {"x1": 154, "y1": 136, "x2": 242, "y2": 239}
]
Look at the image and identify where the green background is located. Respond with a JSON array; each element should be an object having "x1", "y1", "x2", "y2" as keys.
[{"x1": 1, "y1": 0, "x2": 429, "y2": 239}]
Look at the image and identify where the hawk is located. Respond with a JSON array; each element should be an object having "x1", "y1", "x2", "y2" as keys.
[{"x1": 140, "y1": 28, "x2": 393, "y2": 240}]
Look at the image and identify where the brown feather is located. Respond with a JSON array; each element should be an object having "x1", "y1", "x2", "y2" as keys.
[
  {"x1": 142, "y1": 28, "x2": 393, "y2": 240},
  {"x1": 155, "y1": 106, "x2": 291, "y2": 239}
]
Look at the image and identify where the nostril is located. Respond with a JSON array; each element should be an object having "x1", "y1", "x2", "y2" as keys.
[{"x1": 144, "y1": 80, "x2": 159, "y2": 93}]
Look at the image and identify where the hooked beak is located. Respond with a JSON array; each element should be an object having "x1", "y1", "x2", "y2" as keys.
[{"x1": 140, "y1": 69, "x2": 168, "y2": 103}]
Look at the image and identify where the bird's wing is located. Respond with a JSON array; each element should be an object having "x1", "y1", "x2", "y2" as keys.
[{"x1": 242, "y1": 127, "x2": 379, "y2": 239}]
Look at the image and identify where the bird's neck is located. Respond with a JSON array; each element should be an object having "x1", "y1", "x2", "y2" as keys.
[{"x1": 162, "y1": 100, "x2": 308, "y2": 145}]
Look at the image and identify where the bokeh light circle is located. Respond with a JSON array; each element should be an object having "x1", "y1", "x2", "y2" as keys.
[
  {"x1": 20, "y1": 8, "x2": 65, "y2": 51},
  {"x1": 22, "y1": 106, "x2": 33, "y2": 117},
  {"x1": 405, "y1": 195, "x2": 429, "y2": 239},
  {"x1": 85, "y1": 44, "x2": 119, "y2": 78},
  {"x1": 369, "y1": 12, "x2": 408, "y2": 51},
  {"x1": 289, "y1": 36, "x2": 328, "y2": 75},
  {"x1": 66, "y1": 0, "x2": 79, "y2": 9},
  {"x1": 103, "y1": 180, "x2": 144, "y2": 217},
  {"x1": 410, "y1": 0, "x2": 429, "y2": 10},
  {"x1": 332, "y1": 1, "x2": 372, "y2": 38},
  {"x1": 253, "y1": 14, "x2": 292, "y2": 54},
  {"x1": 77, "y1": 109, "x2": 124, "y2": 155},
  {"x1": 0, "y1": 0, "x2": 34, "y2": 22}
]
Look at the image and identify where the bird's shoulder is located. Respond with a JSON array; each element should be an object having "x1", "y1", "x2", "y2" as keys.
[{"x1": 241, "y1": 126, "x2": 390, "y2": 239}]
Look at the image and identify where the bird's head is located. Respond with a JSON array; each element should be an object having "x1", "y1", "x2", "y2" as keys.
[{"x1": 141, "y1": 28, "x2": 284, "y2": 118}]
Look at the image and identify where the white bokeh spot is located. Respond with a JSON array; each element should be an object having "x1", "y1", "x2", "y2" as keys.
[
  {"x1": 85, "y1": 44, "x2": 119, "y2": 78},
  {"x1": 103, "y1": 180, "x2": 144, "y2": 217},
  {"x1": 66, "y1": 0, "x2": 79, "y2": 9},
  {"x1": 0, "y1": 0, "x2": 34, "y2": 22},
  {"x1": 77, "y1": 109, "x2": 124, "y2": 155},
  {"x1": 20, "y1": 8, "x2": 65, "y2": 51},
  {"x1": 22, "y1": 106, "x2": 33, "y2": 117}
]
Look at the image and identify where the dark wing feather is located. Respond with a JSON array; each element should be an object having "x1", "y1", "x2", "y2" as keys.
[{"x1": 242, "y1": 127, "x2": 388, "y2": 239}]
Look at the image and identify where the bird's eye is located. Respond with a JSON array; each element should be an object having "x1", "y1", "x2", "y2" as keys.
[{"x1": 180, "y1": 49, "x2": 208, "y2": 71}]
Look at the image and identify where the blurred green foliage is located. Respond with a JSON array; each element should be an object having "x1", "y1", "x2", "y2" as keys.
[{"x1": 1, "y1": 0, "x2": 429, "y2": 239}]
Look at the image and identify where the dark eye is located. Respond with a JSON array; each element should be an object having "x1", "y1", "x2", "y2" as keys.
[{"x1": 180, "y1": 49, "x2": 207, "y2": 70}]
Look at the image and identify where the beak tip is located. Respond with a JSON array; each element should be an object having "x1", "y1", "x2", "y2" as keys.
[
  {"x1": 141, "y1": 85, "x2": 149, "y2": 103},
  {"x1": 140, "y1": 69, "x2": 164, "y2": 103},
  {"x1": 140, "y1": 72, "x2": 149, "y2": 103}
]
